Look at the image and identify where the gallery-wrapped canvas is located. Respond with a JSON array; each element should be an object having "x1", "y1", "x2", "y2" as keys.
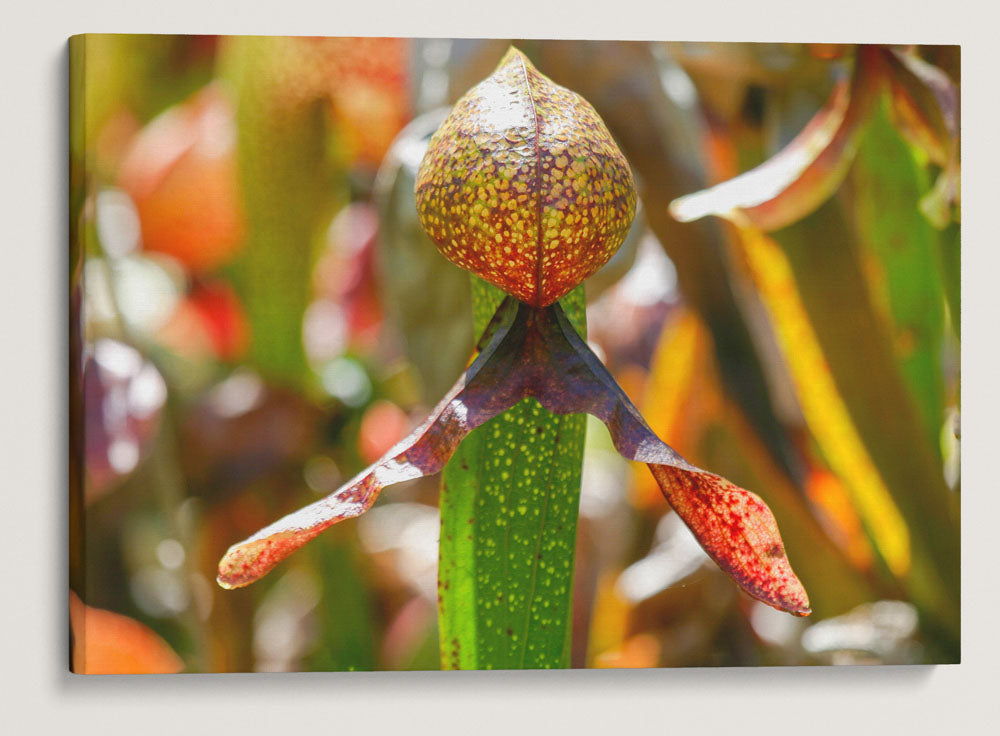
[{"x1": 69, "y1": 35, "x2": 960, "y2": 673}]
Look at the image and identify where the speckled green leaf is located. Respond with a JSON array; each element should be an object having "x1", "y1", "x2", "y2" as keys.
[{"x1": 438, "y1": 279, "x2": 586, "y2": 669}]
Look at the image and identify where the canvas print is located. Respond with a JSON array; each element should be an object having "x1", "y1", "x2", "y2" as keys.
[{"x1": 69, "y1": 36, "x2": 960, "y2": 673}]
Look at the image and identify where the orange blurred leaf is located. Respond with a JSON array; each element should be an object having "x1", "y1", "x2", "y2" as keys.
[
  {"x1": 631, "y1": 309, "x2": 713, "y2": 508},
  {"x1": 70, "y1": 592, "x2": 183, "y2": 675},
  {"x1": 322, "y1": 37, "x2": 412, "y2": 168},
  {"x1": 593, "y1": 634, "x2": 660, "y2": 669},
  {"x1": 359, "y1": 399, "x2": 410, "y2": 464},
  {"x1": 806, "y1": 468, "x2": 874, "y2": 571}
]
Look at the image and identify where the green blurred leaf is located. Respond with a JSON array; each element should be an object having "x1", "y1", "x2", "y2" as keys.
[
  {"x1": 374, "y1": 111, "x2": 474, "y2": 402},
  {"x1": 847, "y1": 98, "x2": 947, "y2": 457},
  {"x1": 74, "y1": 34, "x2": 215, "y2": 149},
  {"x1": 219, "y1": 36, "x2": 346, "y2": 386},
  {"x1": 304, "y1": 533, "x2": 378, "y2": 671}
]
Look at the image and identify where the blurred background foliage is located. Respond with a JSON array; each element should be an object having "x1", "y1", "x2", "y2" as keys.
[{"x1": 69, "y1": 36, "x2": 959, "y2": 672}]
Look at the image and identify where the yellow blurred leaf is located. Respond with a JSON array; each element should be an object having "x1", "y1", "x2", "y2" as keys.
[
  {"x1": 586, "y1": 572, "x2": 633, "y2": 664},
  {"x1": 631, "y1": 309, "x2": 706, "y2": 508},
  {"x1": 734, "y1": 226, "x2": 909, "y2": 577},
  {"x1": 592, "y1": 634, "x2": 660, "y2": 669}
]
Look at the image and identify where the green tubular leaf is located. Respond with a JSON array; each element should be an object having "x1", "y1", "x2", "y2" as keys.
[{"x1": 438, "y1": 279, "x2": 586, "y2": 669}]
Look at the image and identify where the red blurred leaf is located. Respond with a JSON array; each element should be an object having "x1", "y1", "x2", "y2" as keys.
[
  {"x1": 189, "y1": 280, "x2": 250, "y2": 360},
  {"x1": 70, "y1": 592, "x2": 183, "y2": 675},
  {"x1": 219, "y1": 297, "x2": 809, "y2": 616},
  {"x1": 180, "y1": 375, "x2": 323, "y2": 492},
  {"x1": 670, "y1": 45, "x2": 883, "y2": 231},
  {"x1": 159, "y1": 279, "x2": 249, "y2": 361},
  {"x1": 808, "y1": 44, "x2": 851, "y2": 62},
  {"x1": 313, "y1": 203, "x2": 384, "y2": 349}
]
